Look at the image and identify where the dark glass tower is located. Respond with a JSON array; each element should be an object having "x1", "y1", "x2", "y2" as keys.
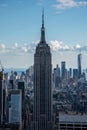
[
  {"x1": 78, "y1": 53, "x2": 81, "y2": 78},
  {"x1": 61, "y1": 61, "x2": 66, "y2": 79},
  {"x1": 33, "y1": 10, "x2": 53, "y2": 130}
]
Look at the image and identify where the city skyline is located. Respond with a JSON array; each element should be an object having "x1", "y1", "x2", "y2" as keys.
[{"x1": 0, "y1": 0, "x2": 87, "y2": 68}]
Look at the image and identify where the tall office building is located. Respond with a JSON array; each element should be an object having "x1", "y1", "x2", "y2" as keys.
[
  {"x1": 0, "y1": 70, "x2": 6, "y2": 126},
  {"x1": 9, "y1": 90, "x2": 22, "y2": 124},
  {"x1": 53, "y1": 65, "x2": 60, "y2": 88},
  {"x1": 54, "y1": 64, "x2": 60, "y2": 78},
  {"x1": 7, "y1": 90, "x2": 22, "y2": 130},
  {"x1": 61, "y1": 61, "x2": 66, "y2": 79},
  {"x1": 32, "y1": 10, "x2": 54, "y2": 130},
  {"x1": 78, "y1": 53, "x2": 81, "y2": 78},
  {"x1": 73, "y1": 69, "x2": 78, "y2": 80},
  {"x1": 69, "y1": 68, "x2": 72, "y2": 77},
  {"x1": 18, "y1": 82, "x2": 25, "y2": 106},
  {"x1": 0, "y1": 72, "x2": 3, "y2": 125},
  {"x1": 18, "y1": 81, "x2": 25, "y2": 122}
]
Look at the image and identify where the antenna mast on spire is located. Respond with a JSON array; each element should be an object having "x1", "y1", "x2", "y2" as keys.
[
  {"x1": 40, "y1": 8, "x2": 46, "y2": 43},
  {"x1": 42, "y1": 8, "x2": 44, "y2": 27}
]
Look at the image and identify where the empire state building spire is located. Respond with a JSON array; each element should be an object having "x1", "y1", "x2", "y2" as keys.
[{"x1": 40, "y1": 8, "x2": 46, "y2": 43}]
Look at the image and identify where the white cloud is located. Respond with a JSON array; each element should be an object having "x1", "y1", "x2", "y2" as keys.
[
  {"x1": 1, "y1": 41, "x2": 87, "y2": 68},
  {"x1": 32, "y1": 40, "x2": 40, "y2": 45},
  {"x1": 55, "y1": 0, "x2": 87, "y2": 10},
  {"x1": 49, "y1": 40, "x2": 70, "y2": 51},
  {"x1": 12, "y1": 43, "x2": 19, "y2": 50},
  {"x1": 22, "y1": 47, "x2": 28, "y2": 52},
  {"x1": 74, "y1": 44, "x2": 81, "y2": 49},
  {"x1": 22, "y1": 46, "x2": 28, "y2": 52},
  {"x1": 0, "y1": 44, "x2": 7, "y2": 53},
  {"x1": 48, "y1": 40, "x2": 87, "y2": 52},
  {"x1": 21, "y1": 43, "x2": 32, "y2": 53},
  {"x1": 0, "y1": 41, "x2": 87, "y2": 55},
  {"x1": 14, "y1": 43, "x2": 18, "y2": 48},
  {"x1": 0, "y1": 44, "x2": 6, "y2": 49}
]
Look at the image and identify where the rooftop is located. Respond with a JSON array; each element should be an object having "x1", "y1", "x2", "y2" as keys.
[{"x1": 59, "y1": 113, "x2": 87, "y2": 123}]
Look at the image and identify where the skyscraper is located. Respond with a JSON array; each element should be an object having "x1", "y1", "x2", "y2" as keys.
[
  {"x1": 18, "y1": 82, "x2": 25, "y2": 107},
  {"x1": 53, "y1": 65, "x2": 60, "y2": 88},
  {"x1": 0, "y1": 72, "x2": 3, "y2": 125},
  {"x1": 61, "y1": 61, "x2": 66, "y2": 79},
  {"x1": 9, "y1": 90, "x2": 22, "y2": 123},
  {"x1": 33, "y1": 10, "x2": 54, "y2": 130},
  {"x1": 78, "y1": 53, "x2": 81, "y2": 78},
  {"x1": 8, "y1": 90, "x2": 22, "y2": 130},
  {"x1": 73, "y1": 69, "x2": 78, "y2": 80},
  {"x1": 0, "y1": 70, "x2": 6, "y2": 126}
]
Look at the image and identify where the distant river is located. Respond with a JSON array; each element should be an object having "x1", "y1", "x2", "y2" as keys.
[{"x1": 4, "y1": 68, "x2": 26, "y2": 75}]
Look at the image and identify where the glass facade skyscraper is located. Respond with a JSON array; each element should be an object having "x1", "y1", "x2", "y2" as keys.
[{"x1": 78, "y1": 53, "x2": 81, "y2": 78}]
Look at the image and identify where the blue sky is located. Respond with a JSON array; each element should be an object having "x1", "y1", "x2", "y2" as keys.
[{"x1": 0, "y1": 0, "x2": 87, "y2": 69}]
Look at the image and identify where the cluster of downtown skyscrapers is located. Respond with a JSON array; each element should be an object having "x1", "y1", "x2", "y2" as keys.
[
  {"x1": 53, "y1": 52, "x2": 82, "y2": 88},
  {"x1": 0, "y1": 10, "x2": 87, "y2": 130}
]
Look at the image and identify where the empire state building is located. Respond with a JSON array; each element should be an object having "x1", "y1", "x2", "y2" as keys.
[{"x1": 33, "y1": 10, "x2": 54, "y2": 130}]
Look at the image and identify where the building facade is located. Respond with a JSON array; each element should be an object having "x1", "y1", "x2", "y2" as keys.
[
  {"x1": 32, "y1": 10, "x2": 54, "y2": 130},
  {"x1": 53, "y1": 65, "x2": 61, "y2": 88},
  {"x1": 0, "y1": 71, "x2": 5, "y2": 126},
  {"x1": 59, "y1": 113, "x2": 87, "y2": 130},
  {"x1": 9, "y1": 90, "x2": 22, "y2": 124},
  {"x1": 61, "y1": 61, "x2": 66, "y2": 79},
  {"x1": 0, "y1": 79, "x2": 3, "y2": 125},
  {"x1": 73, "y1": 69, "x2": 78, "y2": 80},
  {"x1": 78, "y1": 53, "x2": 81, "y2": 78}
]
